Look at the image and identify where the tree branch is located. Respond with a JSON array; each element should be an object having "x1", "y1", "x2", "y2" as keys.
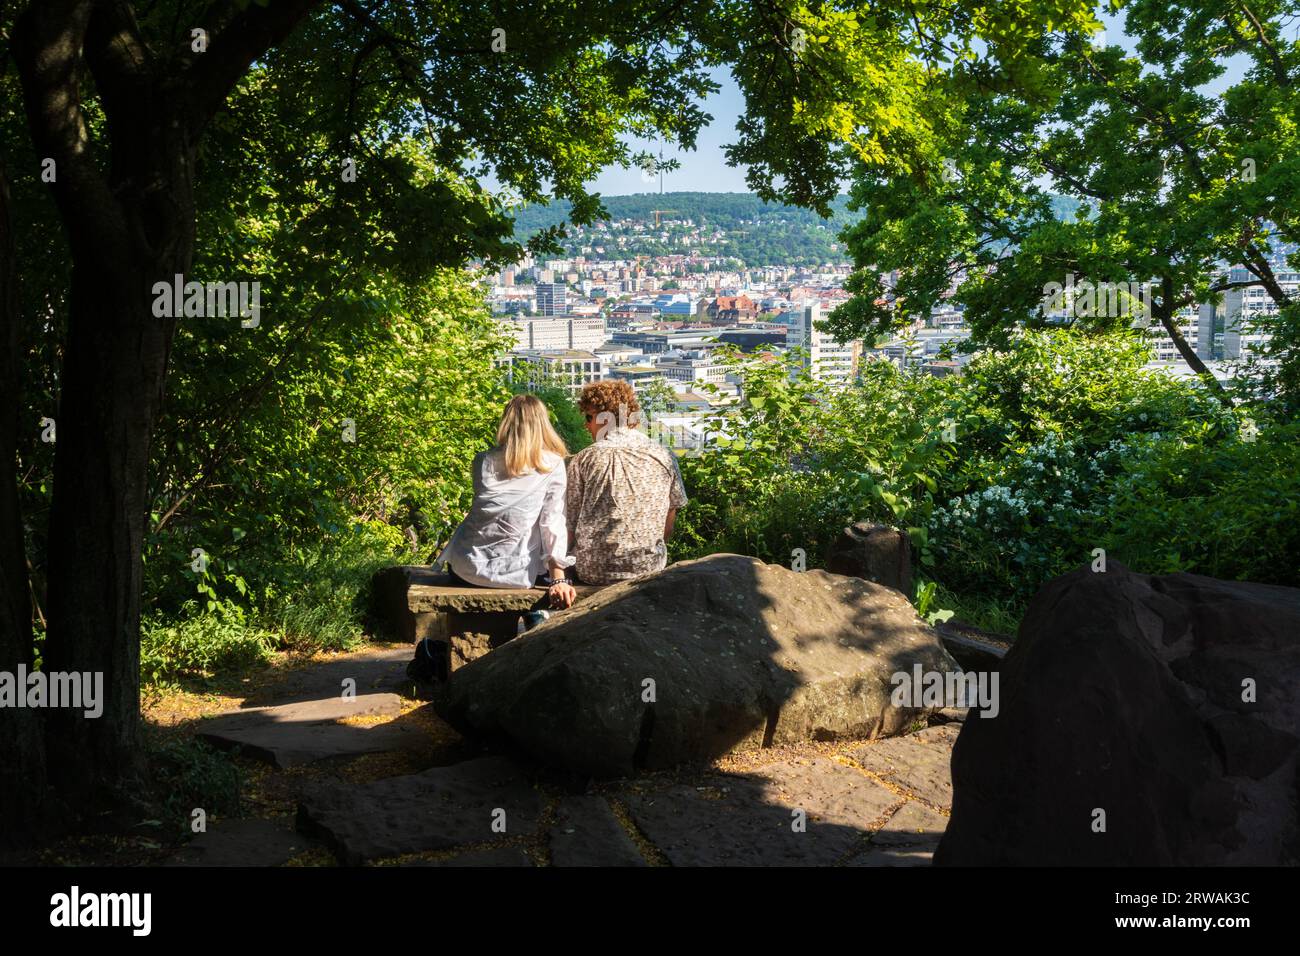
[
  {"x1": 12, "y1": 0, "x2": 127, "y2": 252},
  {"x1": 83, "y1": 0, "x2": 155, "y2": 143},
  {"x1": 181, "y1": 0, "x2": 323, "y2": 134}
]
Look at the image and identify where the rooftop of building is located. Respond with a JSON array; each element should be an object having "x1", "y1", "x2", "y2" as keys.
[
  {"x1": 511, "y1": 348, "x2": 601, "y2": 360},
  {"x1": 610, "y1": 364, "x2": 662, "y2": 374}
]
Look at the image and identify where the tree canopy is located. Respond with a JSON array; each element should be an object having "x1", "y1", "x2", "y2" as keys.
[{"x1": 829, "y1": 0, "x2": 1300, "y2": 407}]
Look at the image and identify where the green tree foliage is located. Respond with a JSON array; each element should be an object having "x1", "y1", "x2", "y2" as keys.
[
  {"x1": 508, "y1": 380, "x2": 592, "y2": 455},
  {"x1": 829, "y1": 0, "x2": 1300, "y2": 406},
  {"x1": 638, "y1": 377, "x2": 680, "y2": 421},
  {"x1": 675, "y1": 330, "x2": 1279, "y2": 630},
  {"x1": 149, "y1": 270, "x2": 510, "y2": 613}
]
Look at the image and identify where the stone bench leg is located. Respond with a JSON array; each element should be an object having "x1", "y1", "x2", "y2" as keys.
[{"x1": 447, "y1": 611, "x2": 525, "y2": 672}]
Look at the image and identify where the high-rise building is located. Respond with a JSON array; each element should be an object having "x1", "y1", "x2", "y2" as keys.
[
  {"x1": 1220, "y1": 268, "x2": 1298, "y2": 360},
  {"x1": 535, "y1": 282, "x2": 567, "y2": 316},
  {"x1": 786, "y1": 303, "x2": 859, "y2": 385}
]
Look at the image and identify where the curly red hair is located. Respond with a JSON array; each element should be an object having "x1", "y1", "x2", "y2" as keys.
[{"x1": 578, "y1": 379, "x2": 640, "y2": 420}]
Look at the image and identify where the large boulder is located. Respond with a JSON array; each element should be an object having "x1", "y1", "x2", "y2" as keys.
[
  {"x1": 936, "y1": 562, "x2": 1300, "y2": 866},
  {"x1": 435, "y1": 554, "x2": 957, "y2": 777}
]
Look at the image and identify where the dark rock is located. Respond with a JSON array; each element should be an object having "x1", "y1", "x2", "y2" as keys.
[
  {"x1": 825, "y1": 523, "x2": 913, "y2": 598},
  {"x1": 435, "y1": 554, "x2": 958, "y2": 776},
  {"x1": 297, "y1": 755, "x2": 544, "y2": 865},
  {"x1": 936, "y1": 562, "x2": 1300, "y2": 866},
  {"x1": 548, "y1": 795, "x2": 646, "y2": 867},
  {"x1": 621, "y1": 756, "x2": 897, "y2": 866}
]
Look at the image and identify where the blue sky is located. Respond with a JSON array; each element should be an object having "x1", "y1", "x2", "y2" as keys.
[{"x1": 587, "y1": 66, "x2": 751, "y2": 196}]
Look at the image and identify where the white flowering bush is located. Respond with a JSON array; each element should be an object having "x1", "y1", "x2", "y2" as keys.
[
  {"x1": 676, "y1": 328, "x2": 1285, "y2": 629},
  {"x1": 928, "y1": 430, "x2": 1120, "y2": 598}
]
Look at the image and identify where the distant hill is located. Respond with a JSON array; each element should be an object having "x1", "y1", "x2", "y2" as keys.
[
  {"x1": 508, "y1": 191, "x2": 1086, "y2": 268},
  {"x1": 509, "y1": 192, "x2": 859, "y2": 236},
  {"x1": 1050, "y1": 195, "x2": 1083, "y2": 220},
  {"x1": 509, "y1": 192, "x2": 859, "y2": 267}
]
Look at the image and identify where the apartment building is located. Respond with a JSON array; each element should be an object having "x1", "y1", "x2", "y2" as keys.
[
  {"x1": 505, "y1": 350, "x2": 605, "y2": 396},
  {"x1": 535, "y1": 282, "x2": 568, "y2": 316},
  {"x1": 499, "y1": 315, "x2": 606, "y2": 352},
  {"x1": 786, "y1": 303, "x2": 860, "y2": 385}
]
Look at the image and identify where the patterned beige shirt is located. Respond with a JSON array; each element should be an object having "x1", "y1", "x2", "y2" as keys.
[{"x1": 565, "y1": 427, "x2": 688, "y2": 584}]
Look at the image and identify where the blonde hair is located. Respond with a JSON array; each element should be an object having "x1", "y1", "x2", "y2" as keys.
[{"x1": 496, "y1": 394, "x2": 568, "y2": 477}]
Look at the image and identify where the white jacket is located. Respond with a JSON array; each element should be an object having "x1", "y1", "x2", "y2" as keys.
[{"x1": 435, "y1": 448, "x2": 575, "y2": 588}]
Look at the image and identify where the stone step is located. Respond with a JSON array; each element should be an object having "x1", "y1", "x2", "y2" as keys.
[
  {"x1": 935, "y1": 621, "x2": 1009, "y2": 671},
  {"x1": 166, "y1": 817, "x2": 320, "y2": 867},
  {"x1": 297, "y1": 755, "x2": 544, "y2": 866},
  {"x1": 197, "y1": 693, "x2": 421, "y2": 767}
]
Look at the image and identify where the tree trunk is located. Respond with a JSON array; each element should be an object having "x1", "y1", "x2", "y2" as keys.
[
  {"x1": 40, "y1": 255, "x2": 183, "y2": 795},
  {"x1": 0, "y1": 162, "x2": 50, "y2": 847},
  {"x1": 9, "y1": 0, "x2": 200, "y2": 807},
  {"x1": 1157, "y1": 278, "x2": 1232, "y2": 407},
  {"x1": 10, "y1": 0, "x2": 311, "y2": 813},
  {"x1": 39, "y1": 123, "x2": 193, "y2": 797}
]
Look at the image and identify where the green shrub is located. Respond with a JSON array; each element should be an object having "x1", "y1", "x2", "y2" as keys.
[
  {"x1": 674, "y1": 329, "x2": 1290, "y2": 630},
  {"x1": 141, "y1": 605, "x2": 276, "y2": 685},
  {"x1": 1099, "y1": 422, "x2": 1300, "y2": 584},
  {"x1": 141, "y1": 521, "x2": 415, "y2": 685},
  {"x1": 143, "y1": 736, "x2": 241, "y2": 837},
  {"x1": 673, "y1": 468, "x2": 855, "y2": 567}
]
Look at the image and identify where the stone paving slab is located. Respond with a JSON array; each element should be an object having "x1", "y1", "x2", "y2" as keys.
[
  {"x1": 848, "y1": 723, "x2": 960, "y2": 809},
  {"x1": 165, "y1": 817, "x2": 318, "y2": 867},
  {"x1": 297, "y1": 755, "x2": 544, "y2": 866},
  {"x1": 401, "y1": 846, "x2": 535, "y2": 867},
  {"x1": 549, "y1": 795, "x2": 647, "y2": 867},
  {"x1": 870, "y1": 799, "x2": 948, "y2": 848},
  {"x1": 846, "y1": 846, "x2": 935, "y2": 867},
  {"x1": 239, "y1": 647, "x2": 412, "y2": 707},
  {"x1": 198, "y1": 693, "x2": 413, "y2": 767},
  {"x1": 622, "y1": 756, "x2": 898, "y2": 866}
]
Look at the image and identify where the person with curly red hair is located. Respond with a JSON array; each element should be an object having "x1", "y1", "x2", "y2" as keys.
[{"x1": 565, "y1": 380, "x2": 687, "y2": 584}]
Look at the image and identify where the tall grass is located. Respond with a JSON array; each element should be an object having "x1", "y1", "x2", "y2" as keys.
[{"x1": 142, "y1": 527, "x2": 417, "y2": 686}]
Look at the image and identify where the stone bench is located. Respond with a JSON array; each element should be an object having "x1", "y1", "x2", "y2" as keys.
[{"x1": 371, "y1": 566, "x2": 604, "y2": 671}]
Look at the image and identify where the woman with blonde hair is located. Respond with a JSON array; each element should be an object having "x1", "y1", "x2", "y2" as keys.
[{"x1": 434, "y1": 393, "x2": 577, "y2": 606}]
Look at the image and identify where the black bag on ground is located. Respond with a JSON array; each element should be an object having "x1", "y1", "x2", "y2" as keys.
[{"x1": 406, "y1": 637, "x2": 449, "y2": 683}]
